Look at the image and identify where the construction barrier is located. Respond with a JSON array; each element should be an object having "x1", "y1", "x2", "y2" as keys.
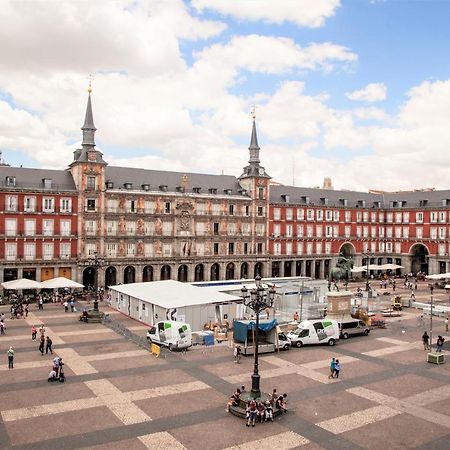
[{"x1": 151, "y1": 343, "x2": 161, "y2": 357}]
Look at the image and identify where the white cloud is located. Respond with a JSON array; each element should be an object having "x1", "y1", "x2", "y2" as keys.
[
  {"x1": 192, "y1": 0, "x2": 341, "y2": 28},
  {"x1": 346, "y1": 82, "x2": 387, "y2": 102}
]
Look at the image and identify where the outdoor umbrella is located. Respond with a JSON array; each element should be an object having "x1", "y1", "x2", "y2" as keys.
[
  {"x1": 1, "y1": 278, "x2": 42, "y2": 290},
  {"x1": 40, "y1": 277, "x2": 84, "y2": 289}
]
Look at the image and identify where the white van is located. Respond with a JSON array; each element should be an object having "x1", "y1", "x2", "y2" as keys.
[
  {"x1": 147, "y1": 320, "x2": 192, "y2": 351},
  {"x1": 287, "y1": 319, "x2": 339, "y2": 347}
]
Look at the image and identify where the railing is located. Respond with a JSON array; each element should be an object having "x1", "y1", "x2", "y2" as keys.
[{"x1": 102, "y1": 314, "x2": 150, "y2": 351}]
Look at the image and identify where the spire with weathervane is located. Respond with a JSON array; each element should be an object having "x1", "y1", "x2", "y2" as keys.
[{"x1": 71, "y1": 76, "x2": 107, "y2": 166}]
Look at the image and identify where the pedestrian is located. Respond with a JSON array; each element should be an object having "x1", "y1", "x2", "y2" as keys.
[
  {"x1": 39, "y1": 324, "x2": 45, "y2": 337},
  {"x1": 445, "y1": 318, "x2": 449, "y2": 333},
  {"x1": 234, "y1": 344, "x2": 242, "y2": 364},
  {"x1": 25, "y1": 305, "x2": 29, "y2": 317},
  {"x1": 293, "y1": 311, "x2": 299, "y2": 322},
  {"x1": 328, "y1": 357, "x2": 335, "y2": 379},
  {"x1": 0, "y1": 319, "x2": 5, "y2": 335},
  {"x1": 31, "y1": 326, "x2": 37, "y2": 341},
  {"x1": 333, "y1": 359, "x2": 341, "y2": 379},
  {"x1": 393, "y1": 281, "x2": 396, "y2": 292},
  {"x1": 410, "y1": 291, "x2": 415, "y2": 301},
  {"x1": 7, "y1": 346, "x2": 14, "y2": 369},
  {"x1": 38, "y1": 335, "x2": 45, "y2": 356},
  {"x1": 422, "y1": 331, "x2": 430, "y2": 351},
  {"x1": 70, "y1": 300, "x2": 75, "y2": 313},
  {"x1": 38, "y1": 297, "x2": 44, "y2": 310},
  {"x1": 45, "y1": 336, "x2": 53, "y2": 354},
  {"x1": 436, "y1": 336, "x2": 445, "y2": 353},
  {"x1": 63, "y1": 300, "x2": 69, "y2": 312}
]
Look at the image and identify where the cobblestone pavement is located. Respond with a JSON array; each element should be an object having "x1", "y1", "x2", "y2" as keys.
[{"x1": 1, "y1": 281, "x2": 449, "y2": 449}]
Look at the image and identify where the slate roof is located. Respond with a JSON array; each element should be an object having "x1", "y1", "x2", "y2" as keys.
[
  {"x1": 105, "y1": 166, "x2": 248, "y2": 197},
  {"x1": 0, "y1": 166, "x2": 76, "y2": 191},
  {"x1": 271, "y1": 184, "x2": 450, "y2": 209}
]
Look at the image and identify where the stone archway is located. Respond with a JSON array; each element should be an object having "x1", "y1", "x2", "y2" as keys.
[
  {"x1": 195, "y1": 264, "x2": 204, "y2": 282},
  {"x1": 254, "y1": 262, "x2": 263, "y2": 278},
  {"x1": 178, "y1": 265, "x2": 188, "y2": 282},
  {"x1": 240, "y1": 262, "x2": 249, "y2": 279},
  {"x1": 211, "y1": 263, "x2": 220, "y2": 281},
  {"x1": 83, "y1": 267, "x2": 95, "y2": 289},
  {"x1": 143, "y1": 265, "x2": 153, "y2": 282},
  {"x1": 161, "y1": 265, "x2": 171, "y2": 281},
  {"x1": 226, "y1": 263, "x2": 235, "y2": 280},
  {"x1": 410, "y1": 243, "x2": 429, "y2": 274},
  {"x1": 105, "y1": 266, "x2": 117, "y2": 287},
  {"x1": 339, "y1": 242, "x2": 356, "y2": 257},
  {"x1": 124, "y1": 266, "x2": 136, "y2": 284}
]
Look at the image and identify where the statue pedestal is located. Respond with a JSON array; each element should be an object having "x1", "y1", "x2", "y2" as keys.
[{"x1": 326, "y1": 291, "x2": 353, "y2": 320}]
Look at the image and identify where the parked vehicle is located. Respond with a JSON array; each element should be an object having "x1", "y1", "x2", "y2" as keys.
[
  {"x1": 147, "y1": 320, "x2": 192, "y2": 351},
  {"x1": 278, "y1": 332, "x2": 291, "y2": 350},
  {"x1": 287, "y1": 319, "x2": 340, "y2": 347},
  {"x1": 338, "y1": 319, "x2": 370, "y2": 339}
]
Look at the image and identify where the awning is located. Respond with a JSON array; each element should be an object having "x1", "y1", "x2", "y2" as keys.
[
  {"x1": 40, "y1": 277, "x2": 84, "y2": 289},
  {"x1": 1, "y1": 278, "x2": 42, "y2": 290}
]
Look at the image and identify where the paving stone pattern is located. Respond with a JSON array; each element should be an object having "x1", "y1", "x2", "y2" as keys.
[{"x1": 1, "y1": 284, "x2": 450, "y2": 450}]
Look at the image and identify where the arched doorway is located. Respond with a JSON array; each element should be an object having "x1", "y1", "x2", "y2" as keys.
[
  {"x1": 195, "y1": 264, "x2": 204, "y2": 282},
  {"x1": 105, "y1": 266, "x2": 117, "y2": 287},
  {"x1": 178, "y1": 265, "x2": 188, "y2": 282},
  {"x1": 211, "y1": 263, "x2": 220, "y2": 281},
  {"x1": 284, "y1": 261, "x2": 292, "y2": 277},
  {"x1": 410, "y1": 244, "x2": 429, "y2": 274},
  {"x1": 339, "y1": 242, "x2": 356, "y2": 257},
  {"x1": 240, "y1": 262, "x2": 249, "y2": 279},
  {"x1": 143, "y1": 265, "x2": 153, "y2": 282},
  {"x1": 226, "y1": 263, "x2": 235, "y2": 280},
  {"x1": 254, "y1": 262, "x2": 263, "y2": 278},
  {"x1": 83, "y1": 267, "x2": 95, "y2": 289},
  {"x1": 124, "y1": 266, "x2": 135, "y2": 284},
  {"x1": 161, "y1": 265, "x2": 171, "y2": 280},
  {"x1": 295, "y1": 261, "x2": 302, "y2": 276},
  {"x1": 271, "y1": 262, "x2": 279, "y2": 278}
]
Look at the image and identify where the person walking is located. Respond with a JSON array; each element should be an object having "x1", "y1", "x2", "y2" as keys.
[
  {"x1": 38, "y1": 297, "x2": 44, "y2": 310},
  {"x1": 63, "y1": 300, "x2": 69, "y2": 313},
  {"x1": 328, "y1": 357, "x2": 335, "y2": 379},
  {"x1": 234, "y1": 345, "x2": 242, "y2": 364},
  {"x1": 333, "y1": 359, "x2": 341, "y2": 379},
  {"x1": 45, "y1": 336, "x2": 53, "y2": 355},
  {"x1": 0, "y1": 319, "x2": 5, "y2": 335},
  {"x1": 422, "y1": 331, "x2": 430, "y2": 351},
  {"x1": 7, "y1": 346, "x2": 14, "y2": 369},
  {"x1": 31, "y1": 326, "x2": 37, "y2": 341},
  {"x1": 25, "y1": 305, "x2": 29, "y2": 317},
  {"x1": 38, "y1": 335, "x2": 45, "y2": 356},
  {"x1": 436, "y1": 336, "x2": 445, "y2": 353}
]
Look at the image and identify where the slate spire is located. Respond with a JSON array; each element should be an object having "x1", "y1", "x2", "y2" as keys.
[
  {"x1": 81, "y1": 83, "x2": 96, "y2": 147},
  {"x1": 248, "y1": 112, "x2": 260, "y2": 166}
]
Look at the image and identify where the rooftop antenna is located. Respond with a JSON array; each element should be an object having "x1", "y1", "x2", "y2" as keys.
[
  {"x1": 251, "y1": 103, "x2": 257, "y2": 120},
  {"x1": 292, "y1": 155, "x2": 295, "y2": 186},
  {"x1": 88, "y1": 73, "x2": 93, "y2": 94}
]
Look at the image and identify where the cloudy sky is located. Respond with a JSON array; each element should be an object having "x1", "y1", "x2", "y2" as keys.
[{"x1": 1, "y1": 0, "x2": 450, "y2": 191}]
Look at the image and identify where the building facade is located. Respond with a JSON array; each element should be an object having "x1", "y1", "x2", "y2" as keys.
[{"x1": 1, "y1": 91, "x2": 450, "y2": 288}]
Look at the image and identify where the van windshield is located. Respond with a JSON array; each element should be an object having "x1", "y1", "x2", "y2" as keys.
[{"x1": 293, "y1": 328, "x2": 309, "y2": 337}]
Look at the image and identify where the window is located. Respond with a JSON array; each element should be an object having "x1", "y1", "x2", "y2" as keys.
[
  {"x1": 430, "y1": 228, "x2": 437, "y2": 239},
  {"x1": 439, "y1": 227, "x2": 446, "y2": 239},
  {"x1": 107, "y1": 243, "x2": 117, "y2": 257},
  {"x1": 5, "y1": 176, "x2": 16, "y2": 187},
  {"x1": 363, "y1": 212, "x2": 369, "y2": 222},
  {"x1": 107, "y1": 199, "x2": 118, "y2": 212},
  {"x1": 286, "y1": 242, "x2": 292, "y2": 255},
  {"x1": 60, "y1": 243, "x2": 71, "y2": 259},
  {"x1": 439, "y1": 244, "x2": 446, "y2": 255},
  {"x1": 286, "y1": 208, "x2": 293, "y2": 220},
  {"x1": 197, "y1": 203, "x2": 205, "y2": 215},
  {"x1": 87, "y1": 199, "x2": 96, "y2": 211},
  {"x1": 256, "y1": 224, "x2": 265, "y2": 236},
  {"x1": 403, "y1": 212, "x2": 410, "y2": 223},
  {"x1": 144, "y1": 200, "x2": 155, "y2": 213},
  {"x1": 333, "y1": 210, "x2": 340, "y2": 222},
  {"x1": 286, "y1": 224, "x2": 293, "y2": 237},
  {"x1": 439, "y1": 211, "x2": 446, "y2": 223},
  {"x1": 430, "y1": 212, "x2": 437, "y2": 223},
  {"x1": 379, "y1": 227, "x2": 385, "y2": 238},
  {"x1": 371, "y1": 226, "x2": 377, "y2": 238},
  {"x1": 85, "y1": 220, "x2": 96, "y2": 236},
  {"x1": 273, "y1": 224, "x2": 281, "y2": 237},
  {"x1": 403, "y1": 227, "x2": 410, "y2": 238},
  {"x1": 144, "y1": 243, "x2": 154, "y2": 257},
  {"x1": 128, "y1": 200, "x2": 136, "y2": 213},
  {"x1": 196, "y1": 222, "x2": 205, "y2": 236},
  {"x1": 344, "y1": 226, "x2": 351, "y2": 238},
  {"x1": 227, "y1": 222, "x2": 235, "y2": 235},
  {"x1": 162, "y1": 221, "x2": 172, "y2": 236},
  {"x1": 24, "y1": 196, "x2": 36, "y2": 212},
  {"x1": 196, "y1": 242, "x2": 204, "y2": 256},
  {"x1": 243, "y1": 243, "x2": 248, "y2": 255},
  {"x1": 395, "y1": 227, "x2": 401, "y2": 238},
  {"x1": 144, "y1": 221, "x2": 154, "y2": 235},
  {"x1": 257, "y1": 243, "x2": 263, "y2": 254},
  {"x1": 326, "y1": 226, "x2": 333, "y2": 238},
  {"x1": 5, "y1": 218, "x2": 16, "y2": 236},
  {"x1": 257, "y1": 206, "x2": 264, "y2": 217},
  {"x1": 371, "y1": 212, "x2": 377, "y2": 223},
  {"x1": 228, "y1": 242, "x2": 234, "y2": 255},
  {"x1": 386, "y1": 227, "x2": 392, "y2": 238},
  {"x1": 307, "y1": 209, "x2": 314, "y2": 220},
  {"x1": 60, "y1": 220, "x2": 71, "y2": 237},
  {"x1": 126, "y1": 221, "x2": 135, "y2": 236},
  {"x1": 395, "y1": 212, "x2": 402, "y2": 223},
  {"x1": 297, "y1": 208, "x2": 304, "y2": 220},
  {"x1": 229, "y1": 204, "x2": 234, "y2": 216},
  {"x1": 306, "y1": 225, "x2": 313, "y2": 237},
  {"x1": 416, "y1": 212, "x2": 424, "y2": 223},
  {"x1": 43, "y1": 243, "x2": 54, "y2": 260},
  {"x1": 245, "y1": 205, "x2": 250, "y2": 216},
  {"x1": 213, "y1": 222, "x2": 219, "y2": 235},
  {"x1": 356, "y1": 212, "x2": 362, "y2": 222},
  {"x1": 316, "y1": 225, "x2": 322, "y2": 237},
  {"x1": 213, "y1": 243, "x2": 219, "y2": 255},
  {"x1": 325, "y1": 242, "x2": 331, "y2": 254},
  {"x1": 258, "y1": 187, "x2": 264, "y2": 200},
  {"x1": 43, "y1": 197, "x2": 54, "y2": 212},
  {"x1": 164, "y1": 202, "x2": 171, "y2": 214},
  {"x1": 107, "y1": 221, "x2": 117, "y2": 235},
  {"x1": 345, "y1": 211, "x2": 351, "y2": 222},
  {"x1": 273, "y1": 208, "x2": 281, "y2": 220},
  {"x1": 5, "y1": 243, "x2": 17, "y2": 260},
  {"x1": 43, "y1": 178, "x2": 52, "y2": 189},
  {"x1": 24, "y1": 243, "x2": 35, "y2": 260},
  {"x1": 25, "y1": 219, "x2": 35, "y2": 236},
  {"x1": 86, "y1": 176, "x2": 96, "y2": 190},
  {"x1": 395, "y1": 243, "x2": 402, "y2": 254},
  {"x1": 386, "y1": 212, "x2": 393, "y2": 223},
  {"x1": 416, "y1": 227, "x2": 423, "y2": 239},
  {"x1": 43, "y1": 219, "x2": 54, "y2": 236},
  {"x1": 6, "y1": 195, "x2": 17, "y2": 212},
  {"x1": 274, "y1": 242, "x2": 281, "y2": 255},
  {"x1": 317, "y1": 209, "x2": 324, "y2": 221},
  {"x1": 297, "y1": 224, "x2": 304, "y2": 237},
  {"x1": 316, "y1": 242, "x2": 322, "y2": 254},
  {"x1": 86, "y1": 243, "x2": 97, "y2": 256},
  {"x1": 212, "y1": 204, "x2": 220, "y2": 215},
  {"x1": 297, "y1": 242, "x2": 304, "y2": 254},
  {"x1": 242, "y1": 222, "x2": 251, "y2": 235},
  {"x1": 126, "y1": 243, "x2": 135, "y2": 256},
  {"x1": 324, "y1": 210, "x2": 330, "y2": 221},
  {"x1": 306, "y1": 242, "x2": 313, "y2": 255},
  {"x1": 60, "y1": 198, "x2": 72, "y2": 213}
]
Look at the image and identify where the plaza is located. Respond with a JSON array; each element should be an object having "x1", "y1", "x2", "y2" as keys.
[{"x1": 1, "y1": 280, "x2": 449, "y2": 449}]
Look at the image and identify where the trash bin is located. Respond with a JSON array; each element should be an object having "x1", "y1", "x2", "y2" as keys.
[{"x1": 427, "y1": 352, "x2": 445, "y2": 364}]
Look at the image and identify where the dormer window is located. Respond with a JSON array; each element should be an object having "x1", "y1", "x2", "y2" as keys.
[
  {"x1": 239, "y1": 189, "x2": 247, "y2": 196},
  {"x1": 419, "y1": 199, "x2": 428, "y2": 207},
  {"x1": 5, "y1": 176, "x2": 15, "y2": 187},
  {"x1": 373, "y1": 201, "x2": 381, "y2": 208},
  {"x1": 358, "y1": 200, "x2": 366, "y2": 208},
  {"x1": 224, "y1": 189, "x2": 232, "y2": 195},
  {"x1": 193, "y1": 187, "x2": 201, "y2": 194},
  {"x1": 321, "y1": 197, "x2": 329, "y2": 206},
  {"x1": 43, "y1": 178, "x2": 52, "y2": 189},
  {"x1": 106, "y1": 181, "x2": 114, "y2": 189},
  {"x1": 302, "y1": 196, "x2": 310, "y2": 204},
  {"x1": 208, "y1": 188, "x2": 217, "y2": 195},
  {"x1": 442, "y1": 199, "x2": 449, "y2": 206},
  {"x1": 340, "y1": 198, "x2": 348, "y2": 206},
  {"x1": 141, "y1": 184, "x2": 150, "y2": 191},
  {"x1": 176, "y1": 186, "x2": 184, "y2": 193},
  {"x1": 281, "y1": 194, "x2": 290, "y2": 203},
  {"x1": 124, "y1": 182, "x2": 132, "y2": 190},
  {"x1": 159, "y1": 185, "x2": 168, "y2": 192}
]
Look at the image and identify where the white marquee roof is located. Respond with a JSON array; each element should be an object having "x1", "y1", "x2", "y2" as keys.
[{"x1": 109, "y1": 280, "x2": 242, "y2": 309}]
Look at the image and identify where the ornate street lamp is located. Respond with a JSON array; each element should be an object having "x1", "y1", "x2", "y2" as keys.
[
  {"x1": 240, "y1": 276, "x2": 276, "y2": 399},
  {"x1": 87, "y1": 252, "x2": 105, "y2": 313},
  {"x1": 362, "y1": 252, "x2": 375, "y2": 292}
]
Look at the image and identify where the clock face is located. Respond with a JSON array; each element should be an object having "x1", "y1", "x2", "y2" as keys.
[
  {"x1": 258, "y1": 167, "x2": 265, "y2": 175},
  {"x1": 88, "y1": 152, "x2": 96, "y2": 162}
]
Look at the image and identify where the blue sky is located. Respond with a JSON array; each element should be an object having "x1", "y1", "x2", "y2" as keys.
[{"x1": 1, "y1": 0, "x2": 450, "y2": 190}]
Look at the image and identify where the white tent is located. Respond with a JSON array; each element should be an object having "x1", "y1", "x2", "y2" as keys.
[
  {"x1": 379, "y1": 263, "x2": 404, "y2": 270},
  {"x1": 426, "y1": 273, "x2": 450, "y2": 280},
  {"x1": 1, "y1": 278, "x2": 42, "y2": 290},
  {"x1": 40, "y1": 277, "x2": 84, "y2": 289},
  {"x1": 351, "y1": 266, "x2": 366, "y2": 273}
]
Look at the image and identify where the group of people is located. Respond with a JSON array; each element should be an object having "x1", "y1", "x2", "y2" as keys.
[
  {"x1": 421, "y1": 331, "x2": 446, "y2": 352},
  {"x1": 226, "y1": 387, "x2": 288, "y2": 427},
  {"x1": 380, "y1": 278, "x2": 397, "y2": 291},
  {"x1": 10, "y1": 302, "x2": 29, "y2": 319},
  {"x1": 31, "y1": 324, "x2": 54, "y2": 356},
  {"x1": 48, "y1": 356, "x2": 65, "y2": 382},
  {"x1": 328, "y1": 357, "x2": 342, "y2": 379}
]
